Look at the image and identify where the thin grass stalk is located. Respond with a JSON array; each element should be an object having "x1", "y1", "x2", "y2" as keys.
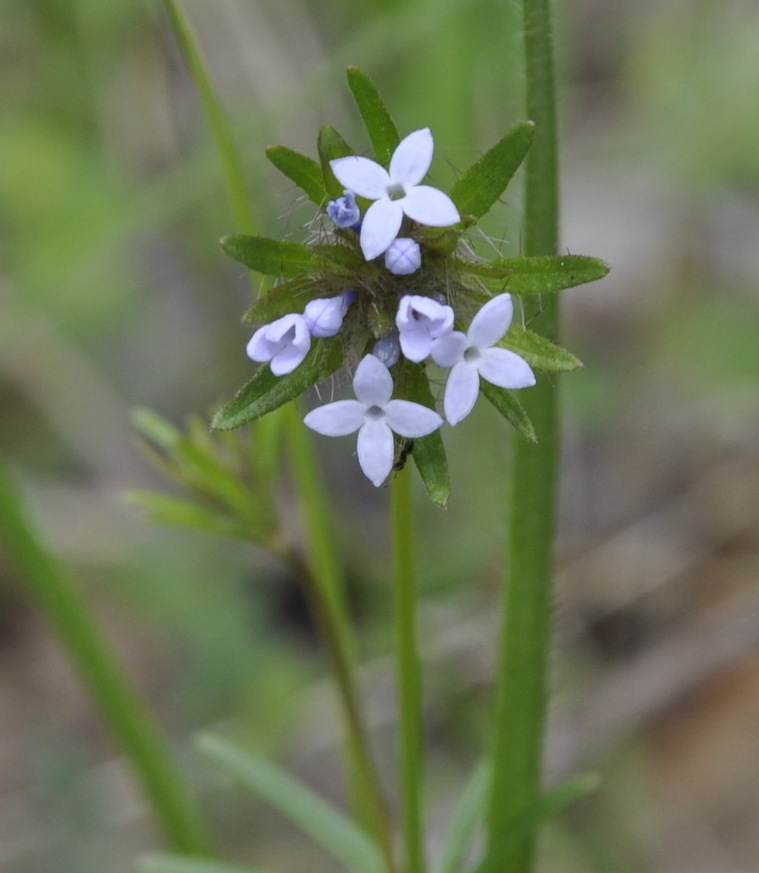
[
  {"x1": 391, "y1": 467, "x2": 425, "y2": 873},
  {"x1": 0, "y1": 459, "x2": 214, "y2": 855},
  {"x1": 285, "y1": 408, "x2": 397, "y2": 873},
  {"x1": 486, "y1": 0, "x2": 560, "y2": 870},
  {"x1": 161, "y1": 0, "x2": 256, "y2": 234},
  {"x1": 159, "y1": 6, "x2": 393, "y2": 862}
]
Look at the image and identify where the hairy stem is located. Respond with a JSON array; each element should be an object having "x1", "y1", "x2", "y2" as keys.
[
  {"x1": 392, "y1": 468, "x2": 425, "y2": 873},
  {"x1": 486, "y1": 0, "x2": 560, "y2": 870}
]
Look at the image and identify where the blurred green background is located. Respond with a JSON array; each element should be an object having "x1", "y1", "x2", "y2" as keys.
[{"x1": 1, "y1": 0, "x2": 758, "y2": 871}]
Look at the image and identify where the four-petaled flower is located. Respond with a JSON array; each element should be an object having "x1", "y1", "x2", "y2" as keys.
[
  {"x1": 396, "y1": 295, "x2": 454, "y2": 363},
  {"x1": 431, "y1": 293, "x2": 536, "y2": 425},
  {"x1": 247, "y1": 313, "x2": 311, "y2": 376},
  {"x1": 304, "y1": 354, "x2": 443, "y2": 486},
  {"x1": 330, "y1": 128, "x2": 461, "y2": 261}
]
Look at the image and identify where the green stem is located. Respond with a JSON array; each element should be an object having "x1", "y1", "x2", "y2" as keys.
[
  {"x1": 391, "y1": 468, "x2": 425, "y2": 873},
  {"x1": 486, "y1": 0, "x2": 560, "y2": 871},
  {"x1": 285, "y1": 406, "x2": 397, "y2": 873},
  {"x1": 0, "y1": 458, "x2": 213, "y2": 855},
  {"x1": 161, "y1": 0, "x2": 256, "y2": 234}
]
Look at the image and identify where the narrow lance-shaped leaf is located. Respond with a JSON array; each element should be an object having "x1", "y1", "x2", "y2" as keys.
[
  {"x1": 479, "y1": 381, "x2": 537, "y2": 443},
  {"x1": 126, "y1": 492, "x2": 255, "y2": 542},
  {"x1": 501, "y1": 327, "x2": 582, "y2": 372},
  {"x1": 266, "y1": 145, "x2": 326, "y2": 206},
  {"x1": 346, "y1": 66, "x2": 399, "y2": 166},
  {"x1": 450, "y1": 122, "x2": 535, "y2": 220},
  {"x1": 318, "y1": 125, "x2": 355, "y2": 198},
  {"x1": 212, "y1": 339, "x2": 344, "y2": 430},
  {"x1": 137, "y1": 853, "x2": 277, "y2": 873},
  {"x1": 221, "y1": 235, "x2": 321, "y2": 277},
  {"x1": 437, "y1": 762, "x2": 489, "y2": 873},
  {"x1": 197, "y1": 733, "x2": 386, "y2": 873},
  {"x1": 473, "y1": 774, "x2": 601, "y2": 873},
  {"x1": 394, "y1": 361, "x2": 450, "y2": 507},
  {"x1": 243, "y1": 277, "x2": 331, "y2": 326},
  {"x1": 459, "y1": 254, "x2": 610, "y2": 295}
]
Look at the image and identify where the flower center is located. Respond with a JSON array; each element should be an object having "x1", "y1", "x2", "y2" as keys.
[
  {"x1": 365, "y1": 405, "x2": 385, "y2": 421},
  {"x1": 463, "y1": 346, "x2": 480, "y2": 363},
  {"x1": 386, "y1": 182, "x2": 406, "y2": 201}
]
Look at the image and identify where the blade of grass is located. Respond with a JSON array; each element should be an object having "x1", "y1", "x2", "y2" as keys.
[{"x1": 0, "y1": 458, "x2": 214, "y2": 855}]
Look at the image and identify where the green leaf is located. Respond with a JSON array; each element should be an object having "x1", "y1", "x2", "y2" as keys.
[
  {"x1": 212, "y1": 339, "x2": 344, "y2": 430},
  {"x1": 221, "y1": 235, "x2": 320, "y2": 277},
  {"x1": 197, "y1": 733, "x2": 385, "y2": 873},
  {"x1": 479, "y1": 382, "x2": 537, "y2": 442},
  {"x1": 502, "y1": 327, "x2": 582, "y2": 372},
  {"x1": 461, "y1": 254, "x2": 610, "y2": 295},
  {"x1": 126, "y1": 491, "x2": 253, "y2": 541},
  {"x1": 473, "y1": 774, "x2": 601, "y2": 873},
  {"x1": 394, "y1": 361, "x2": 449, "y2": 507},
  {"x1": 137, "y1": 853, "x2": 275, "y2": 873},
  {"x1": 243, "y1": 277, "x2": 330, "y2": 325},
  {"x1": 265, "y1": 145, "x2": 326, "y2": 206},
  {"x1": 346, "y1": 66, "x2": 399, "y2": 166},
  {"x1": 318, "y1": 125, "x2": 355, "y2": 198},
  {"x1": 437, "y1": 762, "x2": 488, "y2": 873},
  {"x1": 450, "y1": 122, "x2": 535, "y2": 220}
]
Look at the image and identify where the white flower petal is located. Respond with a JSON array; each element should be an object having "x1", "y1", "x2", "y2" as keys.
[
  {"x1": 478, "y1": 347, "x2": 536, "y2": 389},
  {"x1": 352, "y1": 354, "x2": 393, "y2": 406},
  {"x1": 360, "y1": 198, "x2": 404, "y2": 260},
  {"x1": 270, "y1": 337, "x2": 310, "y2": 375},
  {"x1": 303, "y1": 400, "x2": 365, "y2": 436},
  {"x1": 468, "y1": 293, "x2": 514, "y2": 347},
  {"x1": 246, "y1": 324, "x2": 274, "y2": 362},
  {"x1": 389, "y1": 128, "x2": 434, "y2": 187},
  {"x1": 430, "y1": 330, "x2": 468, "y2": 367},
  {"x1": 443, "y1": 361, "x2": 480, "y2": 425},
  {"x1": 402, "y1": 186, "x2": 461, "y2": 227},
  {"x1": 398, "y1": 328, "x2": 433, "y2": 363},
  {"x1": 384, "y1": 400, "x2": 443, "y2": 437},
  {"x1": 357, "y1": 420, "x2": 395, "y2": 486},
  {"x1": 329, "y1": 155, "x2": 389, "y2": 199}
]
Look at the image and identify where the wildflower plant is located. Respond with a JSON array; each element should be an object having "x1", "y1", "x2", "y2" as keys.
[
  {"x1": 212, "y1": 67, "x2": 607, "y2": 502},
  {"x1": 0, "y1": 4, "x2": 611, "y2": 869}
]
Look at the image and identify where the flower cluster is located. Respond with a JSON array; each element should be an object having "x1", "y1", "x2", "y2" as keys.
[
  {"x1": 241, "y1": 129, "x2": 534, "y2": 486},
  {"x1": 215, "y1": 68, "x2": 604, "y2": 499}
]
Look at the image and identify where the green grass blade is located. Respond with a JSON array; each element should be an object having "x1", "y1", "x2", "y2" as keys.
[
  {"x1": 436, "y1": 762, "x2": 488, "y2": 873},
  {"x1": 196, "y1": 733, "x2": 386, "y2": 873},
  {"x1": 476, "y1": 774, "x2": 600, "y2": 873},
  {"x1": 137, "y1": 855, "x2": 274, "y2": 873},
  {"x1": 0, "y1": 458, "x2": 214, "y2": 855}
]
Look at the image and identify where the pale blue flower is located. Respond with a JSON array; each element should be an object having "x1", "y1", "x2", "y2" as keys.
[
  {"x1": 327, "y1": 190, "x2": 361, "y2": 228},
  {"x1": 304, "y1": 354, "x2": 443, "y2": 486},
  {"x1": 431, "y1": 293, "x2": 536, "y2": 425},
  {"x1": 247, "y1": 313, "x2": 311, "y2": 376},
  {"x1": 304, "y1": 291, "x2": 354, "y2": 338},
  {"x1": 330, "y1": 128, "x2": 460, "y2": 261},
  {"x1": 396, "y1": 295, "x2": 454, "y2": 363},
  {"x1": 385, "y1": 237, "x2": 421, "y2": 275}
]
